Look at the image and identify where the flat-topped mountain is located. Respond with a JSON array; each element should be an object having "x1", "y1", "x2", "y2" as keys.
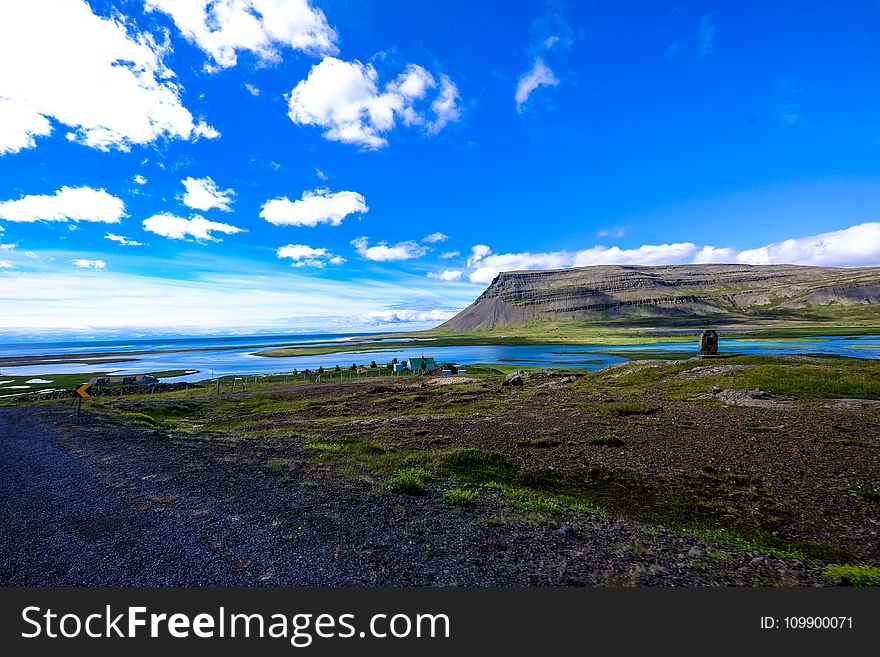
[{"x1": 439, "y1": 264, "x2": 880, "y2": 331}]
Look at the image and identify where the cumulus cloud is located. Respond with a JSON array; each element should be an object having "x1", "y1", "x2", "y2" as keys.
[
  {"x1": 0, "y1": 186, "x2": 125, "y2": 224},
  {"x1": 734, "y1": 222, "x2": 880, "y2": 267},
  {"x1": 515, "y1": 57, "x2": 559, "y2": 112},
  {"x1": 105, "y1": 233, "x2": 145, "y2": 247},
  {"x1": 146, "y1": 0, "x2": 338, "y2": 70},
  {"x1": 181, "y1": 176, "x2": 235, "y2": 212},
  {"x1": 427, "y1": 269, "x2": 463, "y2": 282},
  {"x1": 142, "y1": 213, "x2": 244, "y2": 241},
  {"x1": 287, "y1": 57, "x2": 461, "y2": 148},
  {"x1": 441, "y1": 250, "x2": 460, "y2": 259},
  {"x1": 276, "y1": 243, "x2": 345, "y2": 268},
  {"x1": 359, "y1": 309, "x2": 457, "y2": 324},
  {"x1": 133, "y1": 174, "x2": 147, "y2": 185},
  {"x1": 463, "y1": 222, "x2": 880, "y2": 284},
  {"x1": 260, "y1": 189, "x2": 367, "y2": 227},
  {"x1": 422, "y1": 232, "x2": 448, "y2": 243},
  {"x1": 351, "y1": 236, "x2": 428, "y2": 262},
  {"x1": 245, "y1": 83, "x2": 261, "y2": 96},
  {"x1": 0, "y1": 260, "x2": 14, "y2": 269},
  {"x1": 72, "y1": 259, "x2": 105, "y2": 270},
  {"x1": 0, "y1": 1, "x2": 218, "y2": 154},
  {"x1": 693, "y1": 246, "x2": 736, "y2": 264}
]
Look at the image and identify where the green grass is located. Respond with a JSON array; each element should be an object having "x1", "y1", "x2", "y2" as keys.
[
  {"x1": 517, "y1": 437, "x2": 561, "y2": 448},
  {"x1": 303, "y1": 441, "x2": 344, "y2": 453},
  {"x1": 824, "y1": 565, "x2": 880, "y2": 587},
  {"x1": 592, "y1": 354, "x2": 880, "y2": 401},
  {"x1": 570, "y1": 501, "x2": 605, "y2": 515},
  {"x1": 850, "y1": 484, "x2": 880, "y2": 502},
  {"x1": 591, "y1": 433, "x2": 624, "y2": 447},
  {"x1": 440, "y1": 488, "x2": 480, "y2": 505},
  {"x1": 385, "y1": 468, "x2": 433, "y2": 495}
]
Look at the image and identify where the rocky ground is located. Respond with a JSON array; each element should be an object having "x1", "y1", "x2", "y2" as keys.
[{"x1": 0, "y1": 363, "x2": 877, "y2": 586}]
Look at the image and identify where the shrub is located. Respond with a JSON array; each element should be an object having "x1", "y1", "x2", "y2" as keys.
[
  {"x1": 824, "y1": 565, "x2": 880, "y2": 587},
  {"x1": 385, "y1": 468, "x2": 432, "y2": 495},
  {"x1": 440, "y1": 488, "x2": 479, "y2": 505},
  {"x1": 591, "y1": 433, "x2": 624, "y2": 447}
]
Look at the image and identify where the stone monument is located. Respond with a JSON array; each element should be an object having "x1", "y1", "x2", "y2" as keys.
[{"x1": 699, "y1": 329, "x2": 718, "y2": 356}]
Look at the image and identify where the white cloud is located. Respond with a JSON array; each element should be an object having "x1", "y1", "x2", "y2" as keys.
[
  {"x1": 72, "y1": 259, "x2": 105, "y2": 270},
  {"x1": 463, "y1": 222, "x2": 880, "y2": 284},
  {"x1": 0, "y1": 260, "x2": 14, "y2": 269},
  {"x1": 0, "y1": 1, "x2": 218, "y2": 154},
  {"x1": 315, "y1": 168, "x2": 328, "y2": 181},
  {"x1": 287, "y1": 57, "x2": 461, "y2": 148},
  {"x1": 572, "y1": 243, "x2": 699, "y2": 267},
  {"x1": 422, "y1": 232, "x2": 448, "y2": 243},
  {"x1": 428, "y1": 75, "x2": 462, "y2": 133},
  {"x1": 276, "y1": 243, "x2": 345, "y2": 268},
  {"x1": 260, "y1": 189, "x2": 367, "y2": 227},
  {"x1": 693, "y1": 246, "x2": 736, "y2": 263},
  {"x1": 515, "y1": 57, "x2": 559, "y2": 113},
  {"x1": 133, "y1": 174, "x2": 148, "y2": 185},
  {"x1": 597, "y1": 225, "x2": 628, "y2": 239},
  {"x1": 734, "y1": 222, "x2": 880, "y2": 267},
  {"x1": 105, "y1": 233, "x2": 145, "y2": 247},
  {"x1": 440, "y1": 250, "x2": 460, "y2": 259},
  {"x1": 698, "y1": 13, "x2": 717, "y2": 58},
  {"x1": 145, "y1": 0, "x2": 337, "y2": 70},
  {"x1": 360, "y1": 309, "x2": 457, "y2": 324},
  {"x1": 427, "y1": 269, "x2": 463, "y2": 282},
  {"x1": 181, "y1": 176, "x2": 235, "y2": 212},
  {"x1": 0, "y1": 186, "x2": 125, "y2": 223},
  {"x1": 0, "y1": 97, "x2": 53, "y2": 155},
  {"x1": 142, "y1": 213, "x2": 244, "y2": 241},
  {"x1": 351, "y1": 236, "x2": 428, "y2": 262},
  {"x1": 245, "y1": 83, "x2": 261, "y2": 96}
]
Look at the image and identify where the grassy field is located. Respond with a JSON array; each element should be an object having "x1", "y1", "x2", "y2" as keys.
[
  {"x1": 65, "y1": 352, "x2": 880, "y2": 578},
  {"x1": 0, "y1": 369, "x2": 195, "y2": 396}
]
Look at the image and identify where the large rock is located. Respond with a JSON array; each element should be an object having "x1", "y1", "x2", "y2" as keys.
[
  {"x1": 503, "y1": 371, "x2": 525, "y2": 386},
  {"x1": 699, "y1": 329, "x2": 718, "y2": 355}
]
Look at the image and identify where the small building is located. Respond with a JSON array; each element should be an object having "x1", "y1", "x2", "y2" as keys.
[
  {"x1": 88, "y1": 374, "x2": 160, "y2": 386},
  {"x1": 407, "y1": 356, "x2": 436, "y2": 372},
  {"x1": 392, "y1": 363, "x2": 406, "y2": 373}
]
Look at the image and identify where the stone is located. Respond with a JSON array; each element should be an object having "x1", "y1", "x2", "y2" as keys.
[
  {"x1": 503, "y1": 371, "x2": 525, "y2": 386},
  {"x1": 749, "y1": 389, "x2": 773, "y2": 399},
  {"x1": 698, "y1": 329, "x2": 719, "y2": 355},
  {"x1": 557, "y1": 524, "x2": 576, "y2": 538},
  {"x1": 687, "y1": 546, "x2": 706, "y2": 558}
]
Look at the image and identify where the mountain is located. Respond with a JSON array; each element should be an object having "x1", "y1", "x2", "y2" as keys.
[{"x1": 438, "y1": 264, "x2": 880, "y2": 331}]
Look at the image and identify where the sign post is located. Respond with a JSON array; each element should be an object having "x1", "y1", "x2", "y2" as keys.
[{"x1": 75, "y1": 383, "x2": 91, "y2": 417}]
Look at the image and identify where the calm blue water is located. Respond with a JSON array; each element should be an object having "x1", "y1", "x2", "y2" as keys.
[{"x1": 0, "y1": 334, "x2": 877, "y2": 383}]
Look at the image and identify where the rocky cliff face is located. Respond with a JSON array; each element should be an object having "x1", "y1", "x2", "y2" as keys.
[{"x1": 440, "y1": 264, "x2": 880, "y2": 331}]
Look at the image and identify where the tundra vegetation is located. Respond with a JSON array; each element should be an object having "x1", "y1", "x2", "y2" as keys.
[{"x1": 19, "y1": 349, "x2": 874, "y2": 586}]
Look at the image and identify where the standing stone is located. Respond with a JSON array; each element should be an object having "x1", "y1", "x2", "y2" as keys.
[{"x1": 699, "y1": 330, "x2": 719, "y2": 356}]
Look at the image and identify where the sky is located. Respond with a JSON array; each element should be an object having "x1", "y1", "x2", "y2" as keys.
[{"x1": 1, "y1": 0, "x2": 880, "y2": 337}]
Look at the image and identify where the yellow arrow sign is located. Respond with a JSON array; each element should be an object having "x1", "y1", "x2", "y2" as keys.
[{"x1": 76, "y1": 383, "x2": 92, "y2": 398}]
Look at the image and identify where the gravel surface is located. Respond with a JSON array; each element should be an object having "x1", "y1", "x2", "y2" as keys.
[{"x1": 0, "y1": 404, "x2": 837, "y2": 587}]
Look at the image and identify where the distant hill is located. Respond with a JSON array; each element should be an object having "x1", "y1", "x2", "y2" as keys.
[{"x1": 438, "y1": 264, "x2": 880, "y2": 331}]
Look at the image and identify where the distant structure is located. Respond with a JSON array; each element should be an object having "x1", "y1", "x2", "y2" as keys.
[
  {"x1": 699, "y1": 330, "x2": 719, "y2": 356},
  {"x1": 88, "y1": 374, "x2": 160, "y2": 386},
  {"x1": 407, "y1": 356, "x2": 436, "y2": 372}
]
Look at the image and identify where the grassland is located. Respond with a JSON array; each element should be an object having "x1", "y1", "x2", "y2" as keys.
[{"x1": 64, "y1": 351, "x2": 880, "y2": 583}]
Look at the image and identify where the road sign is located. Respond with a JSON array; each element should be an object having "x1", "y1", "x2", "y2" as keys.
[{"x1": 76, "y1": 383, "x2": 92, "y2": 398}]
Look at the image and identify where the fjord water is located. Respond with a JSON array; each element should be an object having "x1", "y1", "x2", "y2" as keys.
[{"x1": 1, "y1": 333, "x2": 878, "y2": 383}]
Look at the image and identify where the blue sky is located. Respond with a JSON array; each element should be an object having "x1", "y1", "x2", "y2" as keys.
[{"x1": 1, "y1": 0, "x2": 879, "y2": 335}]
